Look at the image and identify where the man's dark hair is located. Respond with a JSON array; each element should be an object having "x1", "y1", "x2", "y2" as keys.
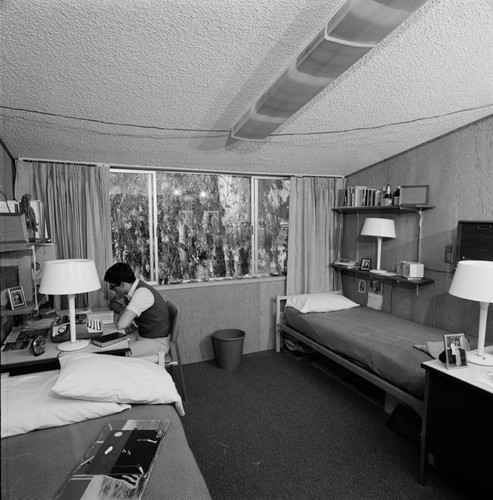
[{"x1": 104, "y1": 263, "x2": 136, "y2": 284}]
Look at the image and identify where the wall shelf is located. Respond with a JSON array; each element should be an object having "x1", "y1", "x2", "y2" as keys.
[
  {"x1": 332, "y1": 264, "x2": 435, "y2": 287},
  {"x1": 0, "y1": 240, "x2": 50, "y2": 253},
  {"x1": 333, "y1": 204, "x2": 436, "y2": 265},
  {"x1": 332, "y1": 205, "x2": 435, "y2": 214},
  {"x1": 1, "y1": 241, "x2": 53, "y2": 315},
  {"x1": 0, "y1": 296, "x2": 46, "y2": 316}
]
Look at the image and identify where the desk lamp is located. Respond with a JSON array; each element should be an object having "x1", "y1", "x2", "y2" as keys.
[
  {"x1": 449, "y1": 260, "x2": 493, "y2": 366},
  {"x1": 360, "y1": 218, "x2": 396, "y2": 273},
  {"x1": 39, "y1": 259, "x2": 101, "y2": 351}
]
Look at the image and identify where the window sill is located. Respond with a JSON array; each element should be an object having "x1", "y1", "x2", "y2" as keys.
[{"x1": 154, "y1": 275, "x2": 286, "y2": 290}]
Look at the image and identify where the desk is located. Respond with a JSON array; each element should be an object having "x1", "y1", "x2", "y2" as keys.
[
  {"x1": 1, "y1": 323, "x2": 130, "y2": 375},
  {"x1": 419, "y1": 353, "x2": 493, "y2": 491}
]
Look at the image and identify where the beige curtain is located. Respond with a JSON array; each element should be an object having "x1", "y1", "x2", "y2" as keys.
[
  {"x1": 15, "y1": 160, "x2": 112, "y2": 308},
  {"x1": 286, "y1": 176, "x2": 345, "y2": 295}
]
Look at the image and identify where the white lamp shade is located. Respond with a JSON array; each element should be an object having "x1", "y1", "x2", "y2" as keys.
[
  {"x1": 360, "y1": 218, "x2": 396, "y2": 238},
  {"x1": 39, "y1": 259, "x2": 101, "y2": 295},
  {"x1": 449, "y1": 260, "x2": 493, "y2": 303}
]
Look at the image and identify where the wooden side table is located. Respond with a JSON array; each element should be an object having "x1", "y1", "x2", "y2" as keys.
[{"x1": 419, "y1": 354, "x2": 493, "y2": 492}]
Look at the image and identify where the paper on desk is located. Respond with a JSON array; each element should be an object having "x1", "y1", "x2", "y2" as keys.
[
  {"x1": 22, "y1": 317, "x2": 56, "y2": 329},
  {"x1": 478, "y1": 371, "x2": 493, "y2": 388}
]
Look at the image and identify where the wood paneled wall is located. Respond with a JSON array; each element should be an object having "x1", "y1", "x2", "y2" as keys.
[
  {"x1": 341, "y1": 116, "x2": 493, "y2": 342},
  {"x1": 156, "y1": 278, "x2": 285, "y2": 364}
]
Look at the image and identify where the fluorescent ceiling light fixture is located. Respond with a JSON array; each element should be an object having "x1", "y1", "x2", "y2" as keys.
[{"x1": 231, "y1": 0, "x2": 428, "y2": 141}]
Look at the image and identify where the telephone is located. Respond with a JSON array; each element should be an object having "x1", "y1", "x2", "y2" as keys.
[
  {"x1": 51, "y1": 314, "x2": 103, "y2": 343},
  {"x1": 333, "y1": 258, "x2": 358, "y2": 268}
]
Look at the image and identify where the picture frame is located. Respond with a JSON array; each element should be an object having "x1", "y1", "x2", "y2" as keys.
[
  {"x1": 360, "y1": 258, "x2": 372, "y2": 271},
  {"x1": 400, "y1": 185, "x2": 429, "y2": 206},
  {"x1": 443, "y1": 333, "x2": 468, "y2": 369},
  {"x1": 7, "y1": 285, "x2": 26, "y2": 310}
]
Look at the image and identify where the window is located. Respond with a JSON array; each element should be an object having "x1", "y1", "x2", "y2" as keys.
[{"x1": 110, "y1": 170, "x2": 289, "y2": 282}]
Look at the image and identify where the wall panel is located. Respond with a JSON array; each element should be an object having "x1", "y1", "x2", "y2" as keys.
[
  {"x1": 156, "y1": 278, "x2": 285, "y2": 364},
  {"x1": 342, "y1": 116, "x2": 493, "y2": 342}
]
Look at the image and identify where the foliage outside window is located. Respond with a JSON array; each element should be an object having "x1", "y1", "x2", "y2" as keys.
[{"x1": 110, "y1": 170, "x2": 289, "y2": 282}]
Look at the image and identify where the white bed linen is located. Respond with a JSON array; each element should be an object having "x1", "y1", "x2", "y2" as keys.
[{"x1": 1, "y1": 370, "x2": 130, "y2": 438}]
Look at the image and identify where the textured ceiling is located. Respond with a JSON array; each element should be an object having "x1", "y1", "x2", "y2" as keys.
[{"x1": 1, "y1": 0, "x2": 492, "y2": 177}]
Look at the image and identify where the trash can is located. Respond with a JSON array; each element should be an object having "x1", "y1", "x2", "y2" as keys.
[{"x1": 212, "y1": 329, "x2": 245, "y2": 370}]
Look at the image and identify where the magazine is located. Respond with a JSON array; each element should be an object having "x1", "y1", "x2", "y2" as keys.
[{"x1": 56, "y1": 419, "x2": 170, "y2": 500}]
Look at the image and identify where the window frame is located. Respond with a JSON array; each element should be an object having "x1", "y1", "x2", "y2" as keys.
[{"x1": 110, "y1": 168, "x2": 288, "y2": 283}]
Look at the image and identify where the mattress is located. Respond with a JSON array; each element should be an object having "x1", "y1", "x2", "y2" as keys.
[
  {"x1": 284, "y1": 306, "x2": 452, "y2": 399},
  {"x1": 1, "y1": 404, "x2": 211, "y2": 500}
]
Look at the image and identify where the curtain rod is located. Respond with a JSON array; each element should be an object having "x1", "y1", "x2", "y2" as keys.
[
  {"x1": 18, "y1": 158, "x2": 345, "y2": 179},
  {"x1": 19, "y1": 157, "x2": 101, "y2": 167}
]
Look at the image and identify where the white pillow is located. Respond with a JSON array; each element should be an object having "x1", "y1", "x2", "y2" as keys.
[
  {"x1": 52, "y1": 353, "x2": 184, "y2": 415},
  {"x1": 1, "y1": 371, "x2": 130, "y2": 439},
  {"x1": 286, "y1": 292, "x2": 359, "y2": 313}
]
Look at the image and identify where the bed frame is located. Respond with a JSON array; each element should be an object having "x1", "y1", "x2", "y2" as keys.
[{"x1": 275, "y1": 296, "x2": 424, "y2": 416}]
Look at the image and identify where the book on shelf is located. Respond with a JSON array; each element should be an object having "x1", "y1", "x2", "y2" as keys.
[
  {"x1": 30, "y1": 200, "x2": 49, "y2": 240},
  {"x1": 91, "y1": 331, "x2": 127, "y2": 348},
  {"x1": 342, "y1": 186, "x2": 383, "y2": 207}
]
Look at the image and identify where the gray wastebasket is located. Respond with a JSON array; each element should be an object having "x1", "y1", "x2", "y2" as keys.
[{"x1": 212, "y1": 329, "x2": 245, "y2": 370}]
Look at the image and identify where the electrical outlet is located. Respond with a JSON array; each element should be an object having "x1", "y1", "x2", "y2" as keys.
[{"x1": 444, "y1": 244, "x2": 454, "y2": 264}]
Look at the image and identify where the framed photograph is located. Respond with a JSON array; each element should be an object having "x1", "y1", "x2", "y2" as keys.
[
  {"x1": 443, "y1": 333, "x2": 468, "y2": 369},
  {"x1": 8, "y1": 286, "x2": 26, "y2": 310},
  {"x1": 360, "y1": 258, "x2": 372, "y2": 271},
  {"x1": 400, "y1": 185, "x2": 429, "y2": 206}
]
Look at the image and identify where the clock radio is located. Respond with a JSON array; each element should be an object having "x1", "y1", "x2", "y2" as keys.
[{"x1": 398, "y1": 261, "x2": 424, "y2": 279}]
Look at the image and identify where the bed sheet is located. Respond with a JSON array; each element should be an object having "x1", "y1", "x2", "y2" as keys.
[
  {"x1": 1, "y1": 404, "x2": 211, "y2": 500},
  {"x1": 284, "y1": 306, "x2": 454, "y2": 398}
]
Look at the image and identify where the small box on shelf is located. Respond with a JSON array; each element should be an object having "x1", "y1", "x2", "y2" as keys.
[{"x1": 0, "y1": 214, "x2": 29, "y2": 243}]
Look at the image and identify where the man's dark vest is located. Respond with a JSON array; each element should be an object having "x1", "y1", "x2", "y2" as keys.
[{"x1": 133, "y1": 281, "x2": 171, "y2": 338}]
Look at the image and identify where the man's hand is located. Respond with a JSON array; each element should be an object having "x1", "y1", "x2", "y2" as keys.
[{"x1": 109, "y1": 296, "x2": 127, "y2": 315}]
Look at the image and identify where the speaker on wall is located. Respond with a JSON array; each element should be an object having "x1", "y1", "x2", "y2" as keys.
[{"x1": 456, "y1": 220, "x2": 493, "y2": 264}]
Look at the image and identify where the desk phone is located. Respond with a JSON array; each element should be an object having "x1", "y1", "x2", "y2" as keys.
[{"x1": 51, "y1": 314, "x2": 103, "y2": 343}]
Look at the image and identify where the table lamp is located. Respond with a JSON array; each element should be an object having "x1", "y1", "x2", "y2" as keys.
[
  {"x1": 360, "y1": 218, "x2": 396, "y2": 273},
  {"x1": 39, "y1": 259, "x2": 101, "y2": 351},
  {"x1": 448, "y1": 260, "x2": 493, "y2": 366}
]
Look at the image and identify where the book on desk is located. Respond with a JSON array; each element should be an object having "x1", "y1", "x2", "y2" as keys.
[{"x1": 91, "y1": 332, "x2": 127, "y2": 348}]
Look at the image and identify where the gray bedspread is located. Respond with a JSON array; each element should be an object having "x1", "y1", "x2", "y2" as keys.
[
  {"x1": 284, "y1": 306, "x2": 453, "y2": 399},
  {"x1": 1, "y1": 404, "x2": 211, "y2": 500}
]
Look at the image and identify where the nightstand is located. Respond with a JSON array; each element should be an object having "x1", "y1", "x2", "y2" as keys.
[{"x1": 419, "y1": 352, "x2": 493, "y2": 491}]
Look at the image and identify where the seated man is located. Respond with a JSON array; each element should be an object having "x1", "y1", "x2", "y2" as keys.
[{"x1": 104, "y1": 262, "x2": 171, "y2": 357}]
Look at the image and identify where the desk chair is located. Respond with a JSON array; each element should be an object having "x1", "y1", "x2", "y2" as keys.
[{"x1": 163, "y1": 300, "x2": 187, "y2": 400}]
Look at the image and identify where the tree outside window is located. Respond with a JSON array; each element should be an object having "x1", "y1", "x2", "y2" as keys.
[{"x1": 110, "y1": 170, "x2": 289, "y2": 282}]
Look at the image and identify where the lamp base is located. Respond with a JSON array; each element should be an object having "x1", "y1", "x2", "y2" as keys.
[
  {"x1": 466, "y1": 348, "x2": 493, "y2": 367},
  {"x1": 369, "y1": 269, "x2": 387, "y2": 275},
  {"x1": 57, "y1": 339, "x2": 90, "y2": 352}
]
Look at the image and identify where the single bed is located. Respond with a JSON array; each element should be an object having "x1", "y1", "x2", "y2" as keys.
[
  {"x1": 276, "y1": 293, "x2": 458, "y2": 416},
  {"x1": 1, "y1": 353, "x2": 211, "y2": 500}
]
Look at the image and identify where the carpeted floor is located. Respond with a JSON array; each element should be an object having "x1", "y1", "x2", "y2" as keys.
[{"x1": 180, "y1": 350, "x2": 480, "y2": 500}]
